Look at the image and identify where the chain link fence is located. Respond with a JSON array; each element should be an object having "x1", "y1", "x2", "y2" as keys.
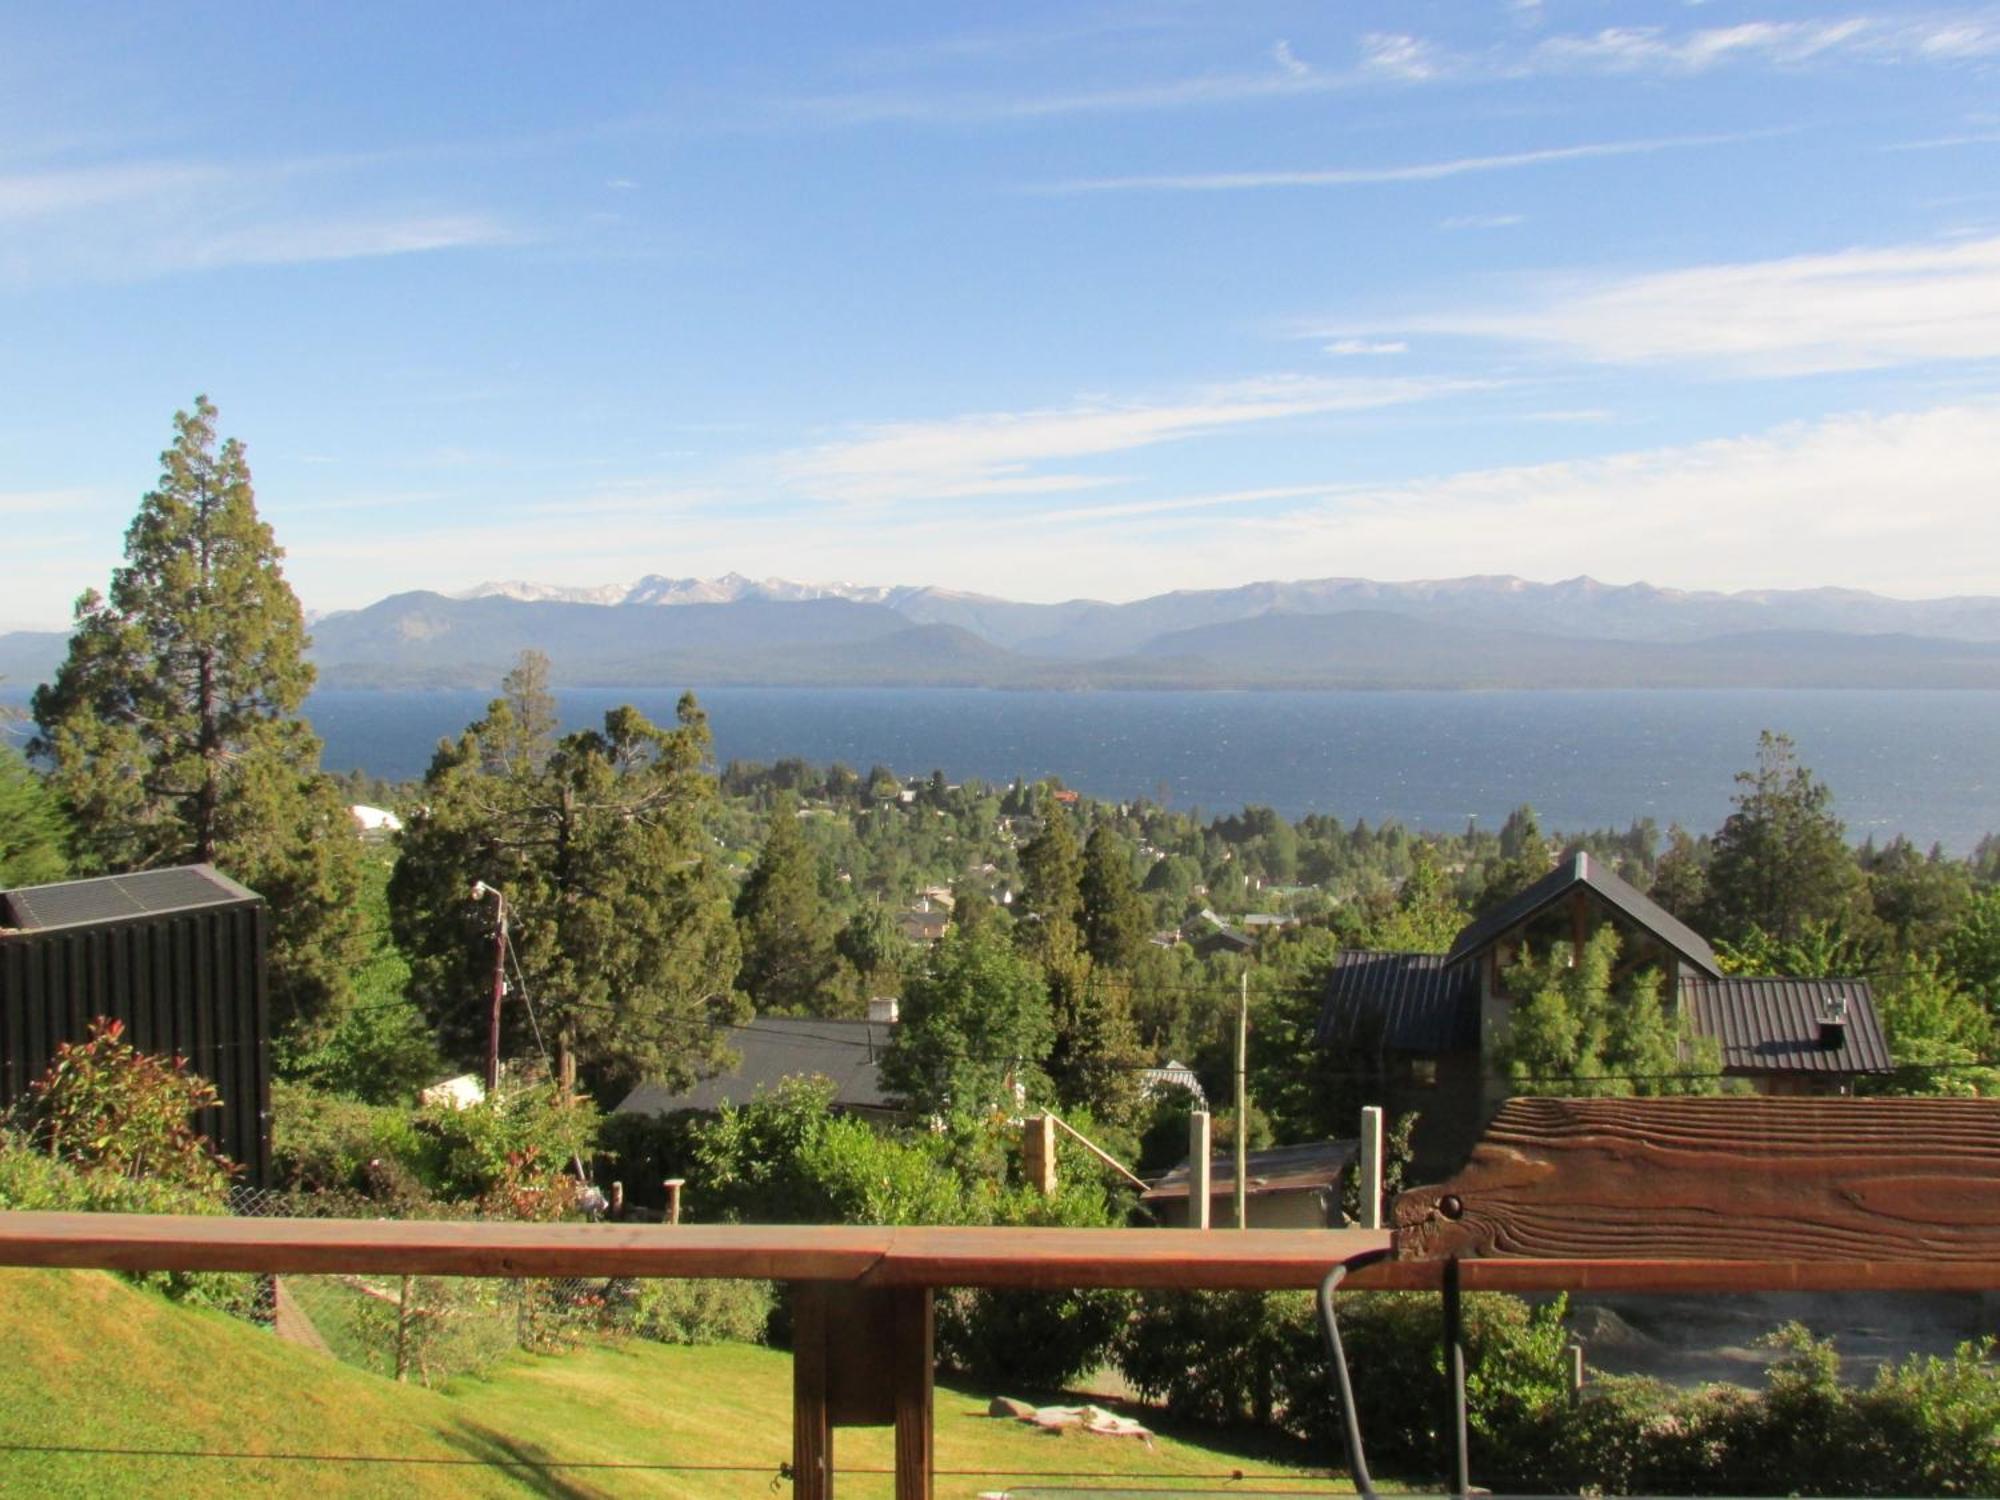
[{"x1": 226, "y1": 1185, "x2": 772, "y2": 1386}]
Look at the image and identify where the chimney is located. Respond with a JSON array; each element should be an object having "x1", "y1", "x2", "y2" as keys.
[{"x1": 868, "y1": 996, "x2": 900, "y2": 1024}]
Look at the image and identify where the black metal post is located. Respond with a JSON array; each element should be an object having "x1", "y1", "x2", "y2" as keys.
[{"x1": 1443, "y1": 1255, "x2": 1470, "y2": 1498}]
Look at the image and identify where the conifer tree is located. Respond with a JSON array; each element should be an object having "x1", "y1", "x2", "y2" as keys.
[
  {"x1": 1018, "y1": 801, "x2": 1084, "y2": 957},
  {"x1": 390, "y1": 652, "x2": 743, "y2": 1096},
  {"x1": 0, "y1": 743, "x2": 69, "y2": 888},
  {"x1": 30, "y1": 397, "x2": 364, "y2": 1039},
  {"x1": 1702, "y1": 732, "x2": 1864, "y2": 944},
  {"x1": 736, "y1": 795, "x2": 840, "y2": 1015},
  {"x1": 1079, "y1": 824, "x2": 1148, "y2": 971}
]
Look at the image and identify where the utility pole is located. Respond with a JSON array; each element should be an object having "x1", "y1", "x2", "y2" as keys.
[
  {"x1": 474, "y1": 882, "x2": 507, "y2": 1095},
  {"x1": 1235, "y1": 969, "x2": 1249, "y2": 1231}
]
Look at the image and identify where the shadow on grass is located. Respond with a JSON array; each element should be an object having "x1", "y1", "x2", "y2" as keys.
[{"x1": 437, "y1": 1424, "x2": 618, "y2": 1500}]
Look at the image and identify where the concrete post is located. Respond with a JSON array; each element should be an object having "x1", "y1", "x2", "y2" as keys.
[
  {"x1": 1358, "y1": 1106, "x2": 1385, "y2": 1230},
  {"x1": 1188, "y1": 1110, "x2": 1212, "y2": 1230},
  {"x1": 663, "y1": 1177, "x2": 685, "y2": 1225},
  {"x1": 1568, "y1": 1342, "x2": 1586, "y2": 1402}
]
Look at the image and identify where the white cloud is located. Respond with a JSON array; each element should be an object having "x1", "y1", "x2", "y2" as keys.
[
  {"x1": 1040, "y1": 133, "x2": 1746, "y2": 194},
  {"x1": 1353, "y1": 12, "x2": 2000, "y2": 85},
  {"x1": 1325, "y1": 339, "x2": 1408, "y2": 356},
  {"x1": 1272, "y1": 40, "x2": 1310, "y2": 79},
  {"x1": 1358, "y1": 33, "x2": 1449, "y2": 81},
  {"x1": 1359, "y1": 233, "x2": 2000, "y2": 374},
  {"x1": 1226, "y1": 403, "x2": 2000, "y2": 597},
  {"x1": 0, "y1": 161, "x2": 227, "y2": 219},
  {"x1": 263, "y1": 403, "x2": 2000, "y2": 611},
  {"x1": 1532, "y1": 19, "x2": 1876, "y2": 72},
  {"x1": 775, "y1": 376, "x2": 1476, "y2": 506},
  {"x1": 0, "y1": 154, "x2": 510, "y2": 283},
  {"x1": 1441, "y1": 213, "x2": 1525, "y2": 230}
]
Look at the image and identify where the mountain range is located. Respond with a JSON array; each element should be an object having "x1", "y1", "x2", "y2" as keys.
[{"x1": 6, "y1": 572, "x2": 2000, "y2": 692}]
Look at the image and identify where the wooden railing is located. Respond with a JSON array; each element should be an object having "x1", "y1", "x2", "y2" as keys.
[
  {"x1": 11, "y1": 1100, "x2": 2000, "y2": 1495},
  {"x1": 3, "y1": 1211, "x2": 1999, "y2": 1498}
]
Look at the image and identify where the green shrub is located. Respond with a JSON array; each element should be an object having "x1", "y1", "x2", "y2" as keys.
[
  {"x1": 407, "y1": 1083, "x2": 601, "y2": 1202},
  {"x1": 20, "y1": 1017, "x2": 234, "y2": 1193},
  {"x1": 269, "y1": 1079, "x2": 425, "y2": 1196},
  {"x1": 0, "y1": 1130, "x2": 254, "y2": 1311},
  {"x1": 626, "y1": 1278, "x2": 775, "y2": 1346}
]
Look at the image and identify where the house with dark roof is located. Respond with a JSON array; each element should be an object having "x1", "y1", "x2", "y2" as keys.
[
  {"x1": 1141, "y1": 1139, "x2": 1357, "y2": 1229},
  {"x1": 0, "y1": 865, "x2": 271, "y2": 1184},
  {"x1": 1317, "y1": 852, "x2": 1892, "y2": 1176},
  {"x1": 612, "y1": 1015, "x2": 901, "y2": 1123}
]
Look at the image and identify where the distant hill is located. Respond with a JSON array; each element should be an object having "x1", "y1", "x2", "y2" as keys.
[
  {"x1": 0, "y1": 630, "x2": 64, "y2": 692},
  {"x1": 9, "y1": 572, "x2": 2000, "y2": 693}
]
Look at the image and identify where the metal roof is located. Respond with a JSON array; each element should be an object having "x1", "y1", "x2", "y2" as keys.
[
  {"x1": 0, "y1": 864, "x2": 262, "y2": 934},
  {"x1": 1143, "y1": 1138, "x2": 1357, "y2": 1201},
  {"x1": 1680, "y1": 975, "x2": 1893, "y2": 1075},
  {"x1": 1444, "y1": 851, "x2": 1723, "y2": 979},
  {"x1": 613, "y1": 1017, "x2": 897, "y2": 1117},
  {"x1": 1316, "y1": 950, "x2": 1480, "y2": 1053}
]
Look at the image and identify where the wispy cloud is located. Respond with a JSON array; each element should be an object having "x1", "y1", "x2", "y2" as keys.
[
  {"x1": 0, "y1": 153, "x2": 511, "y2": 284},
  {"x1": 1325, "y1": 339, "x2": 1408, "y2": 356},
  {"x1": 775, "y1": 376, "x2": 1478, "y2": 506},
  {"x1": 1355, "y1": 11, "x2": 2000, "y2": 85},
  {"x1": 1339, "y1": 233, "x2": 2000, "y2": 375},
  {"x1": 1037, "y1": 132, "x2": 1749, "y2": 194},
  {"x1": 1441, "y1": 212, "x2": 1525, "y2": 230}
]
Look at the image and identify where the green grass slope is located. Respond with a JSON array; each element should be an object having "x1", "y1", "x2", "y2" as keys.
[{"x1": 0, "y1": 1270, "x2": 1333, "y2": 1499}]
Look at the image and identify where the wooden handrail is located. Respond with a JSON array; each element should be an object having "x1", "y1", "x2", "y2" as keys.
[{"x1": 1, "y1": 1212, "x2": 1997, "y2": 1293}]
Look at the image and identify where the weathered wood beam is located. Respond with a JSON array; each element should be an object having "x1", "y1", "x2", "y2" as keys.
[{"x1": 1395, "y1": 1096, "x2": 2000, "y2": 1270}]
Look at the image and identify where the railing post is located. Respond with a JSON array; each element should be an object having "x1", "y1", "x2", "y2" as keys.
[
  {"x1": 1358, "y1": 1106, "x2": 1385, "y2": 1231},
  {"x1": 793, "y1": 1283, "x2": 833, "y2": 1500},
  {"x1": 1190, "y1": 1110, "x2": 1212, "y2": 1230},
  {"x1": 893, "y1": 1287, "x2": 934, "y2": 1500}
]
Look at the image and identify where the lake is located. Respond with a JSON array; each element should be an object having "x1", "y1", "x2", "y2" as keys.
[{"x1": 294, "y1": 687, "x2": 2000, "y2": 853}]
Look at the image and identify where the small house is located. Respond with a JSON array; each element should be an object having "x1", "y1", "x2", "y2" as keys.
[
  {"x1": 1142, "y1": 1139, "x2": 1357, "y2": 1229},
  {"x1": 1316, "y1": 853, "x2": 1893, "y2": 1177}
]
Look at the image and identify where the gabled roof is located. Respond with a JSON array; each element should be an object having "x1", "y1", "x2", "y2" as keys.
[
  {"x1": 0, "y1": 864, "x2": 261, "y2": 934},
  {"x1": 1445, "y1": 851, "x2": 1722, "y2": 979},
  {"x1": 1316, "y1": 951, "x2": 1479, "y2": 1053},
  {"x1": 1680, "y1": 975, "x2": 1893, "y2": 1075},
  {"x1": 612, "y1": 1016, "x2": 897, "y2": 1117}
]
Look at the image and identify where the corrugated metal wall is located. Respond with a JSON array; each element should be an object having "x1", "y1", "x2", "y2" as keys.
[{"x1": 0, "y1": 903, "x2": 270, "y2": 1185}]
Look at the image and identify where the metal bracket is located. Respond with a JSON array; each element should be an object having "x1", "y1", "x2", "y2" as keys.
[{"x1": 1316, "y1": 1252, "x2": 1474, "y2": 1500}]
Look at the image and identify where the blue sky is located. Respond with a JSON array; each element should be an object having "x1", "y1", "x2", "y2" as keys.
[{"x1": 6, "y1": 1, "x2": 2000, "y2": 626}]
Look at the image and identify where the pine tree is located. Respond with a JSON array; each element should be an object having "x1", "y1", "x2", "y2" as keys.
[
  {"x1": 1018, "y1": 801, "x2": 1084, "y2": 959},
  {"x1": 1079, "y1": 824, "x2": 1148, "y2": 971},
  {"x1": 29, "y1": 397, "x2": 364, "y2": 1039},
  {"x1": 736, "y1": 795, "x2": 840, "y2": 1015},
  {"x1": 1702, "y1": 732, "x2": 1864, "y2": 944},
  {"x1": 390, "y1": 652, "x2": 743, "y2": 1096},
  {"x1": 0, "y1": 743, "x2": 69, "y2": 888}
]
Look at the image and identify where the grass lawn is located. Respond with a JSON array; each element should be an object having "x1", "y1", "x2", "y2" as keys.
[{"x1": 0, "y1": 1269, "x2": 1347, "y2": 1499}]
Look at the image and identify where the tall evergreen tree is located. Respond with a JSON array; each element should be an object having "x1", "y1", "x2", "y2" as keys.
[
  {"x1": 1017, "y1": 801, "x2": 1084, "y2": 958},
  {"x1": 1079, "y1": 824, "x2": 1148, "y2": 971},
  {"x1": 30, "y1": 396, "x2": 364, "y2": 1038},
  {"x1": 736, "y1": 796, "x2": 840, "y2": 1015},
  {"x1": 0, "y1": 743, "x2": 69, "y2": 888},
  {"x1": 390, "y1": 652, "x2": 743, "y2": 1096},
  {"x1": 1702, "y1": 732, "x2": 1864, "y2": 944},
  {"x1": 1045, "y1": 965, "x2": 1146, "y2": 1126}
]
